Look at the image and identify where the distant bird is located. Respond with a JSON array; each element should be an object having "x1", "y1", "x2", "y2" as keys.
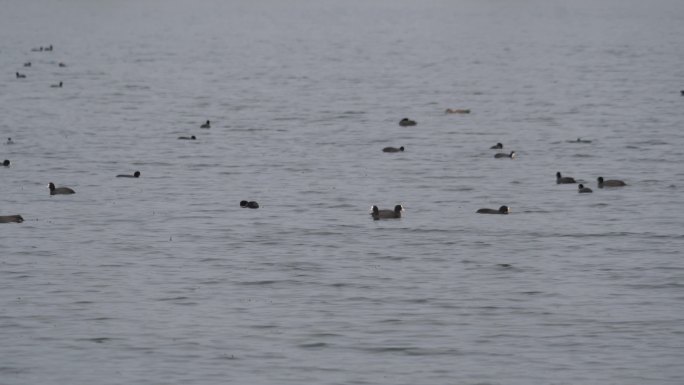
[
  {"x1": 371, "y1": 205, "x2": 403, "y2": 220},
  {"x1": 200, "y1": 120, "x2": 210, "y2": 129},
  {"x1": 578, "y1": 184, "x2": 593, "y2": 193},
  {"x1": 556, "y1": 172, "x2": 576, "y2": 184},
  {"x1": 45, "y1": 45, "x2": 53, "y2": 51},
  {"x1": 16, "y1": 72, "x2": 26, "y2": 78},
  {"x1": 50, "y1": 81, "x2": 63, "y2": 88},
  {"x1": 681, "y1": 90, "x2": 684, "y2": 96},
  {"x1": 490, "y1": 142, "x2": 503, "y2": 149},
  {"x1": 178, "y1": 135, "x2": 196, "y2": 140},
  {"x1": 382, "y1": 146, "x2": 404, "y2": 153},
  {"x1": 597, "y1": 176, "x2": 626, "y2": 188},
  {"x1": 116, "y1": 171, "x2": 141, "y2": 178},
  {"x1": 31, "y1": 47, "x2": 43, "y2": 52},
  {"x1": 6, "y1": 138, "x2": 14, "y2": 145},
  {"x1": 494, "y1": 151, "x2": 516, "y2": 159},
  {"x1": 445, "y1": 108, "x2": 471, "y2": 114},
  {"x1": 48, "y1": 182, "x2": 75, "y2": 195},
  {"x1": 240, "y1": 200, "x2": 259, "y2": 209},
  {"x1": 572, "y1": 138, "x2": 592, "y2": 143},
  {"x1": 58, "y1": 62, "x2": 66, "y2": 67},
  {"x1": 477, "y1": 206, "x2": 510, "y2": 214},
  {"x1": 0, "y1": 215, "x2": 23, "y2": 223},
  {"x1": 23, "y1": 62, "x2": 31, "y2": 67},
  {"x1": 399, "y1": 118, "x2": 416, "y2": 127},
  {"x1": 2, "y1": 159, "x2": 9, "y2": 167}
]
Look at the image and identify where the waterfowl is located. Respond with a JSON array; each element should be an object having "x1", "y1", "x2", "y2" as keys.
[
  {"x1": 45, "y1": 45, "x2": 53, "y2": 51},
  {"x1": 573, "y1": 138, "x2": 592, "y2": 143},
  {"x1": 445, "y1": 108, "x2": 471, "y2": 114},
  {"x1": 490, "y1": 142, "x2": 503, "y2": 149},
  {"x1": 578, "y1": 184, "x2": 593, "y2": 193},
  {"x1": 681, "y1": 90, "x2": 684, "y2": 96},
  {"x1": 178, "y1": 135, "x2": 196, "y2": 140},
  {"x1": 24, "y1": 62, "x2": 31, "y2": 67},
  {"x1": 399, "y1": 118, "x2": 416, "y2": 127},
  {"x1": 0, "y1": 215, "x2": 23, "y2": 223},
  {"x1": 240, "y1": 200, "x2": 259, "y2": 209},
  {"x1": 597, "y1": 176, "x2": 626, "y2": 188},
  {"x1": 556, "y1": 172, "x2": 576, "y2": 184},
  {"x1": 494, "y1": 151, "x2": 516, "y2": 159},
  {"x1": 2, "y1": 159, "x2": 9, "y2": 167},
  {"x1": 58, "y1": 62, "x2": 66, "y2": 67},
  {"x1": 50, "y1": 81, "x2": 63, "y2": 88},
  {"x1": 477, "y1": 206, "x2": 510, "y2": 214},
  {"x1": 116, "y1": 171, "x2": 140, "y2": 178},
  {"x1": 48, "y1": 182, "x2": 75, "y2": 195},
  {"x1": 382, "y1": 146, "x2": 404, "y2": 153},
  {"x1": 6, "y1": 138, "x2": 14, "y2": 145},
  {"x1": 16, "y1": 72, "x2": 26, "y2": 78},
  {"x1": 371, "y1": 205, "x2": 403, "y2": 220},
  {"x1": 200, "y1": 120, "x2": 210, "y2": 129}
]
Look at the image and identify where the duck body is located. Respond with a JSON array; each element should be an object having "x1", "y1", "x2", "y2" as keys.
[
  {"x1": 578, "y1": 184, "x2": 593, "y2": 193},
  {"x1": 16, "y1": 72, "x2": 26, "y2": 78},
  {"x1": 382, "y1": 146, "x2": 404, "y2": 153},
  {"x1": 494, "y1": 151, "x2": 516, "y2": 159},
  {"x1": 445, "y1": 108, "x2": 471, "y2": 114},
  {"x1": 178, "y1": 135, "x2": 196, "y2": 140},
  {"x1": 200, "y1": 120, "x2": 210, "y2": 129},
  {"x1": 48, "y1": 182, "x2": 75, "y2": 195},
  {"x1": 2, "y1": 159, "x2": 9, "y2": 166},
  {"x1": 490, "y1": 142, "x2": 503, "y2": 149},
  {"x1": 597, "y1": 176, "x2": 626, "y2": 188},
  {"x1": 371, "y1": 205, "x2": 403, "y2": 220},
  {"x1": 116, "y1": 171, "x2": 141, "y2": 178},
  {"x1": 240, "y1": 200, "x2": 259, "y2": 209},
  {"x1": 556, "y1": 172, "x2": 576, "y2": 184},
  {"x1": 50, "y1": 81, "x2": 62, "y2": 88},
  {"x1": 0, "y1": 215, "x2": 23, "y2": 223},
  {"x1": 477, "y1": 206, "x2": 510, "y2": 214},
  {"x1": 399, "y1": 118, "x2": 416, "y2": 127}
]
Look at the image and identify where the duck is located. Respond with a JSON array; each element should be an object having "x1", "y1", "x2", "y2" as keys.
[
  {"x1": 494, "y1": 151, "x2": 516, "y2": 159},
  {"x1": 382, "y1": 146, "x2": 404, "y2": 153},
  {"x1": 23, "y1": 62, "x2": 31, "y2": 67},
  {"x1": 578, "y1": 184, "x2": 593, "y2": 193},
  {"x1": 6, "y1": 137, "x2": 14, "y2": 145},
  {"x1": 681, "y1": 90, "x2": 684, "y2": 96},
  {"x1": 597, "y1": 176, "x2": 626, "y2": 188},
  {"x1": 58, "y1": 62, "x2": 66, "y2": 67},
  {"x1": 16, "y1": 72, "x2": 26, "y2": 78},
  {"x1": 48, "y1": 182, "x2": 75, "y2": 195},
  {"x1": 2, "y1": 159, "x2": 9, "y2": 167},
  {"x1": 477, "y1": 205, "x2": 510, "y2": 214},
  {"x1": 371, "y1": 205, "x2": 403, "y2": 220},
  {"x1": 50, "y1": 81, "x2": 63, "y2": 88},
  {"x1": 240, "y1": 200, "x2": 259, "y2": 209},
  {"x1": 571, "y1": 138, "x2": 592, "y2": 143},
  {"x1": 45, "y1": 45, "x2": 53, "y2": 51},
  {"x1": 399, "y1": 118, "x2": 416, "y2": 127},
  {"x1": 178, "y1": 135, "x2": 196, "y2": 140},
  {"x1": 116, "y1": 171, "x2": 141, "y2": 178},
  {"x1": 556, "y1": 172, "x2": 576, "y2": 184},
  {"x1": 490, "y1": 142, "x2": 503, "y2": 149},
  {"x1": 0, "y1": 215, "x2": 23, "y2": 223},
  {"x1": 200, "y1": 120, "x2": 211, "y2": 129},
  {"x1": 445, "y1": 108, "x2": 471, "y2": 114}
]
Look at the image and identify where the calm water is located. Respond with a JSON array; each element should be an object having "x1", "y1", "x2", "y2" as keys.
[{"x1": 2, "y1": 0, "x2": 684, "y2": 384}]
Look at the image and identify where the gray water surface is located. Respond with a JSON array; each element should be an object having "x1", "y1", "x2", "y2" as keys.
[{"x1": 2, "y1": 1, "x2": 684, "y2": 384}]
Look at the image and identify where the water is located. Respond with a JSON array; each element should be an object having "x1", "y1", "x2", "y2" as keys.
[{"x1": 2, "y1": 0, "x2": 684, "y2": 384}]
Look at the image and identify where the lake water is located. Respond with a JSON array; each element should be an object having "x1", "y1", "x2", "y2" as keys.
[{"x1": 2, "y1": 0, "x2": 684, "y2": 384}]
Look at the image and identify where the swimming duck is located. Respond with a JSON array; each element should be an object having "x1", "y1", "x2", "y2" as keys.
[
  {"x1": 0, "y1": 215, "x2": 23, "y2": 223},
  {"x1": 116, "y1": 171, "x2": 141, "y2": 178},
  {"x1": 58, "y1": 62, "x2": 66, "y2": 67},
  {"x1": 578, "y1": 184, "x2": 593, "y2": 193},
  {"x1": 240, "y1": 200, "x2": 259, "y2": 209},
  {"x1": 597, "y1": 176, "x2": 626, "y2": 188},
  {"x1": 490, "y1": 142, "x2": 503, "y2": 149},
  {"x1": 445, "y1": 108, "x2": 471, "y2": 114},
  {"x1": 556, "y1": 172, "x2": 576, "y2": 184},
  {"x1": 399, "y1": 118, "x2": 416, "y2": 127},
  {"x1": 6, "y1": 138, "x2": 14, "y2": 145},
  {"x1": 23, "y1": 62, "x2": 31, "y2": 67},
  {"x1": 48, "y1": 182, "x2": 75, "y2": 195},
  {"x1": 494, "y1": 151, "x2": 516, "y2": 159},
  {"x1": 371, "y1": 205, "x2": 403, "y2": 220},
  {"x1": 178, "y1": 135, "x2": 196, "y2": 140},
  {"x1": 16, "y1": 72, "x2": 26, "y2": 78},
  {"x1": 477, "y1": 206, "x2": 510, "y2": 214},
  {"x1": 2, "y1": 159, "x2": 9, "y2": 167},
  {"x1": 50, "y1": 81, "x2": 63, "y2": 88},
  {"x1": 382, "y1": 146, "x2": 404, "y2": 153},
  {"x1": 200, "y1": 120, "x2": 210, "y2": 129}
]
